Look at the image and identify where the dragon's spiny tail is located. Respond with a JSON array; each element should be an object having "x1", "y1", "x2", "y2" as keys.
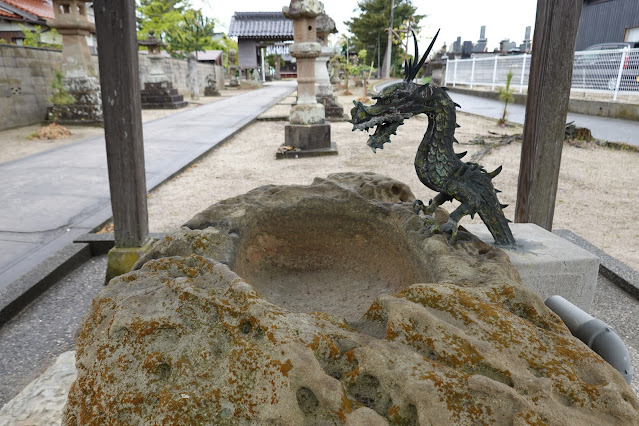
[
  {"x1": 460, "y1": 164, "x2": 515, "y2": 246},
  {"x1": 477, "y1": 204, "x2": 515, "y2": 246},
  {"x1": 477, "y1": 173, "x2": 515, "y2": 246}
]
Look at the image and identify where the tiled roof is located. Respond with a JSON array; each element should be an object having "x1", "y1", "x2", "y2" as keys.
[
  {"x1": 228, "y1": 12, "x2": 293, "y2": 40},
  {"x1": 0, "y1": 8, "x2": 19, "y2": 18},
  {"x1": 198, "y1": 49, "x2": 223, "y2": 62},
  {"x1": 0, "y1": 0, "x2": 54, "y2": 20}
]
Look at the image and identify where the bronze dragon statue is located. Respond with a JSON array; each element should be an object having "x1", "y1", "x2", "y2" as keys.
[{"x1": 350, "y1": 30, "x2": 515, "y2": 246}]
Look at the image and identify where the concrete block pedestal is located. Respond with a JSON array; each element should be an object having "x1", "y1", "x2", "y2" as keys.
[
  {"x1": 278, "y1": 123, "x2": 338, "y2": 158},
  {"x1": 465, "y1": 223, "x2": 599, "y2": 311}
]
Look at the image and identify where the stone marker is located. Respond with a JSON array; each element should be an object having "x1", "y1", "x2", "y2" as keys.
[
  {"x1": 228, "y1": 49, "x2": 240, "y2": 87},
  {"x1": 46, "y1": 0, "x2": 102, "y2": 125},
  {"x1": 63, "y1": 173, "x2": 639, "y2": 424},
  {"x1": 278, "y1": 0, "x2": 337, "y2": 158},
  {"x1": 315, "y1": 14, "x2": 344, "y2": 120},
  {"x1": 187, "y1": 53, "x2": 200, "y2": 100},
  {"x1": 138, "y1": 31, "x2": 187, "y2": 109},
  {"x1": 204, "y1": 73, "x2": 221, "y2": 96}
]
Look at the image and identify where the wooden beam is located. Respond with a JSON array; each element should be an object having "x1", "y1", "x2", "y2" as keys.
[
  {"x1": 515, "y1": 0, "x2": 583, "y2": 230},
  {"x1": 94, "y1": 0, "x2": 149, "y2": 248}
]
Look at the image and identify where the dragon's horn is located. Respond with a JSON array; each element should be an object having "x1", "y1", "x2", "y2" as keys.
[
  {"x1": 405, "y1": 29, "x2": 440, "y2": 81},
  {"x1": 487, "y1": 165, "x2": 502, "y2": 178}
]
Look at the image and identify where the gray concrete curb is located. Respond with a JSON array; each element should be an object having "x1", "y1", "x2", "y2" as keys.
[
  {"x1": 0, "y1": 243, "x2": 90, "y2": 327},
  {"x1": 447, "y1": 86, "x2": 639, "y2": 121},
  {"x1": 554, "y1": 229, "x2": 639, "y2": 301}
]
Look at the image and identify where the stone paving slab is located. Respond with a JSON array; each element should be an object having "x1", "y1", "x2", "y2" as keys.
[{"x1": 0, "y1": 81, "x2": 296, "y2": 292}]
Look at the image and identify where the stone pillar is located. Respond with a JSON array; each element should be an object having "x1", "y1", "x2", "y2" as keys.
[
  {"x1": 274, "y1": 54, "x2": 281, "y2": 80},
  {"x1": 279, "y1": 0, "x2": 337, "y2": 158},
  {"x1": 187, "y1": 53, "x2": 199, "y2": 100},
  {"x1": 138, "y1": 31, "x2": 187, "y2": 109},
  {"x1": 47, "y1": 0, "x2": 102, "y2": 124},
  {"x1": 228, "y1": 49, "x2": 239, "y2": 87},
  {"x1": 315, "y1": 14, "x2": 344, "y2": 120}
]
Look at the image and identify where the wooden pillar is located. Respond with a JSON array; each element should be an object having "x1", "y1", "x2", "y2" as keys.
[
  {"x1": 515, "y1": 0, "x2": 583, "y2": 230},
  {"x1": 94, "y1": 0, "x2": 149, "y2": 248}
]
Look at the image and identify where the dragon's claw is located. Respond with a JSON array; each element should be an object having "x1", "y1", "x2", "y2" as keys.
[
  {"x1": 413, "y1": 198, "x2": 437, "y2": 215},
  {"x1": 428, "y1": 219, "x2": 459, "y2": 243}
]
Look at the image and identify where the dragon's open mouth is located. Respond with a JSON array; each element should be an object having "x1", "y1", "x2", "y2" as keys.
[{"x1": 350, "y1": 100, "x2": 406, "y2": 152}]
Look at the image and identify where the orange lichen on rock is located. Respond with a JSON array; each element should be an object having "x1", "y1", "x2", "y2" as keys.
[{"x1": 64, "y1": 173, "x2": 639, "y2": 425}]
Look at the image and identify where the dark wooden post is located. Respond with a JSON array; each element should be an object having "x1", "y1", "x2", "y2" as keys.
[
  {"x1": 94, "y1": 0, "x2": 149, "y2": 248},
  {"x1": 515, "y1": 0, "x2": 583, "y2": 230}
]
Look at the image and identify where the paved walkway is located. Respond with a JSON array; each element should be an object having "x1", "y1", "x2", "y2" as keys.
[
  {"x1": 448, "y1": 92, "x2": 639, "y2": 147},
  {"x1": 0, "y1": 81, "x2": 296, "y2": 290}
]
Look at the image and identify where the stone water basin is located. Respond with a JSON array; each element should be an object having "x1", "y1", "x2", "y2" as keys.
[{"x1": 67, "y1": 172, "x2": 639, "y2": 425}]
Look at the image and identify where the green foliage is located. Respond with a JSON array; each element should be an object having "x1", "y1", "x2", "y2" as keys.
[
  {"x1": 266, "y1": 54, "x2": 285, "y2": 69},
  {"x1": 18, "y1": 23, "x2": 40, "y2": 47},
  {"x1": 353, "y1": 49, "x2": 376, "y2": 96},
  {"x1": 136, "y1": 0, "x2": 191, "y2": 43},
  {"x1": 165, "y1": 9, "x2": 215, "y2": 58},
  {"x1": 345, "y1": 0, "x2": 424, "y2": 76},
  {"x1": 137, "y1": 1, "x2": 236, "y2": 64},
  {"x1": 48, "y1": 71, "x2": 75, "y2": 123},
  {"x1": 0, "y1": 38, "x2": 7, "y2": 44},
  {"x1": 498, "y1": 69, "x2": 515, "y2": 126},
  {"x1": 209, "y1": 34, "x2": 237, "y2": 68},
  {"x1": 17, "y1": 24, "x2": 62, "y2": 49},
  {"x1": 49, "y1": 71, "x2": 75, "y2": 106},
  {"x1": 331, "y1": 53, "x2": 355, "y2": 95}
]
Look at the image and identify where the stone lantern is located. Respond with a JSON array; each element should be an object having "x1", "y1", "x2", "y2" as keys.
[
  {"x1": 315, "y1": 14, "x2": 343, "y2": 120},
  {"x1": 137, "y1": 31, "x2": 187, "y2": 109},
  {"x1": 279, "y1": 0, "x2": 337, "y2": 158},
  {"x1": 46, "y1": 0, "x2": 102, "y2": 124},
  {"x1": 48, "y1": 0, "x2": 95, "y2": 76}
]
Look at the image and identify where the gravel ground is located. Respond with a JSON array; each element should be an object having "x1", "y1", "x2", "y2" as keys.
[{"x1": 145, "y1": 86, "x2": 639, "y2": 272}]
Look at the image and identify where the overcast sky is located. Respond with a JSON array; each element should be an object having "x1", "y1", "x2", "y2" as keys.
[{"x1": 193, "y1": 0, "x2": 539, "y2": 54}]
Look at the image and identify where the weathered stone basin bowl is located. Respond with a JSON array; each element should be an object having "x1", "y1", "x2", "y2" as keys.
[{"x1": 64, "y1": 173, "x2": 639, "y2": 425}]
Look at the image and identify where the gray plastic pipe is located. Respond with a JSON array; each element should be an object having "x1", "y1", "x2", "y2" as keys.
[{"x1": 545, "y1": 295, "x2": 633, "y2": 385}]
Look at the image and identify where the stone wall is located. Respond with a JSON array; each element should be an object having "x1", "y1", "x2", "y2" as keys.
[
  {"x1": 0, "y1": 45, "x2": 62, "y2": 130},
  {"x1": 0, "y1": 44, "x2": 223, "y2": 131},
  {"x1": 130, "y1": 55, "x2": 220, "y2": 96}
]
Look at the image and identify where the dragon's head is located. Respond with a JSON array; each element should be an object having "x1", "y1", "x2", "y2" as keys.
[{"x1": 349, "y1": 30, "x2": 440, "y2": 152}]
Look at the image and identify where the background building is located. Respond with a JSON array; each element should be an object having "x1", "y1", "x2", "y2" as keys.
[{"x1": 576, "y1": 0, "x2": 639, "y2": 50}]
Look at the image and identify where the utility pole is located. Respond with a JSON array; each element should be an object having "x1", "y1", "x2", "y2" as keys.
[
  {"x1": 515, "y1": 0, "x2": 583, "y2": 230},
  {"x1": 382, "y1": 0, "x2": 395, "y2": 79}
]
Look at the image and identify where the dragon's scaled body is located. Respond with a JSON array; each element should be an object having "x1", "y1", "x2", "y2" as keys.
[{"x1": 349, "y1": 30, "x2": 515, "y2": 246}]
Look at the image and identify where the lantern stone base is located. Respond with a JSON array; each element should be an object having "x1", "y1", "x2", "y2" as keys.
[
  {"x1": 317, "y1": 94, "x2": 344, "y2": 120},
  {"x1": 141, "y1": 82, "x2": 187, "y2": 109},
  {"x1": 46, "y1": 75, "x2": 103, "y2": 125},
  {"x1": 278, "y1": 123, "x2": 337, "y2": 158}
]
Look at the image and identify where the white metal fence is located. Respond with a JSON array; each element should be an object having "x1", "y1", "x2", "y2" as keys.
[{"x1": 444, "y1": 47, "x2": 639, "y2": 101}]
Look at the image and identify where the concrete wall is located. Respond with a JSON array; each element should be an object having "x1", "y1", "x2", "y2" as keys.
[
  {"x1": 1, "y1": 44, "x2": 222, "y2": 130},
  {"x1": 0, "y1": 44, "x2": 62, "y2": 130}
]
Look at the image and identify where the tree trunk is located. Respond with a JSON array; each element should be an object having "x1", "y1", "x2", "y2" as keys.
[{"x1": 515, "y1": 0, "x2": 583, "y2": 230}]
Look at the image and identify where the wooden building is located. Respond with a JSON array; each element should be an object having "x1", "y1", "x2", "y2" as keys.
[
  {"x1": 228, "y1": 11, "x2": 295, "y2": 79},
  {"x1": 576, "y1": 0, "x2": 639, "y2": 50}
]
